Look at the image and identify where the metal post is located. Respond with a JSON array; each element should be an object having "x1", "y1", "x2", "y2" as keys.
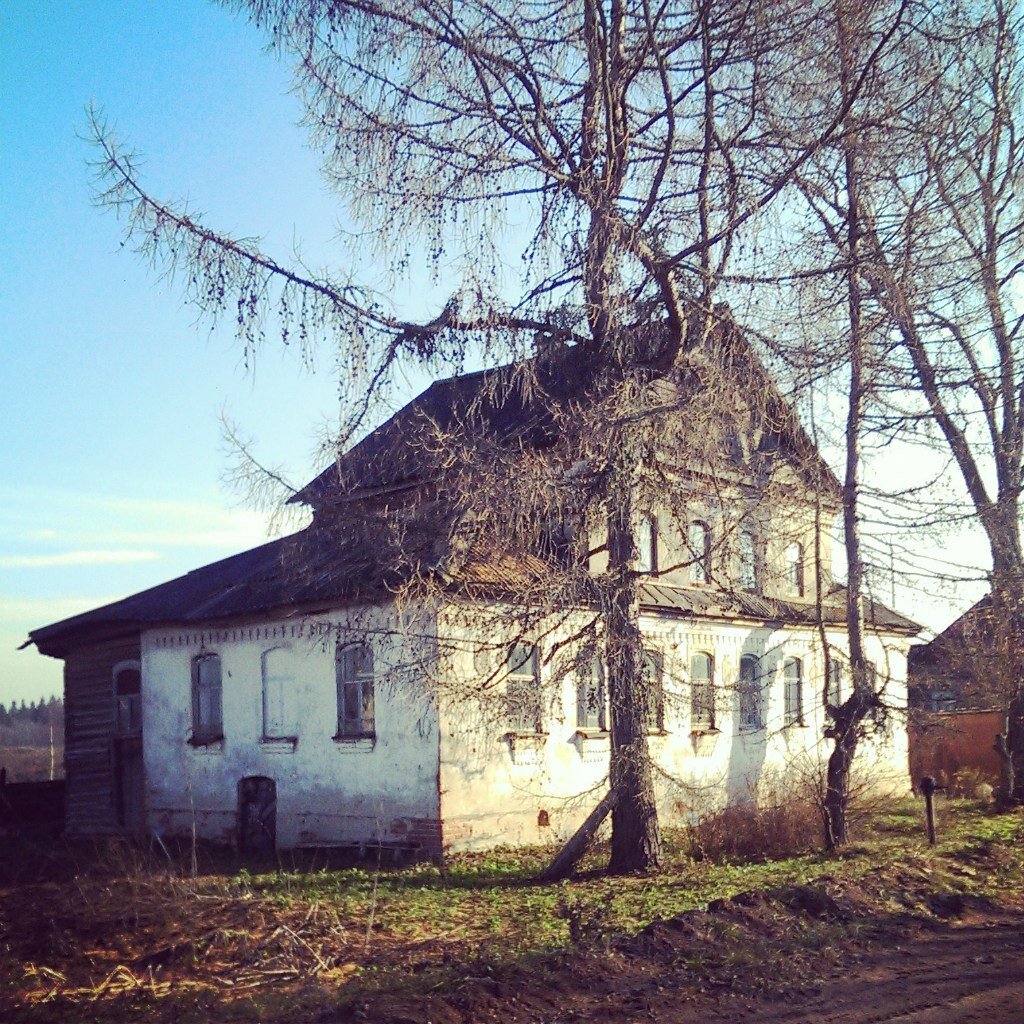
[{"x1": 921, "y1": 775, "x2": 937, "y2": 845}]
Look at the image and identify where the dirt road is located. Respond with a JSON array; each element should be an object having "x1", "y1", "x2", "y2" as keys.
[{"x1": 650, "y1": 913, "x2": 1024, "y2": 1024}]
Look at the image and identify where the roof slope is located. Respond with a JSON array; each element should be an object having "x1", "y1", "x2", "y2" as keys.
[
  {"x1": 28, "y1": 526, "x2": 391, "y2": 658},
  {"x1": 292, "y1": 325, "x2": 841, "y2": 508}
]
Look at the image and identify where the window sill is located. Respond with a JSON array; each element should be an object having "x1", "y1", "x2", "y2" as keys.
[
  {"x1": 261, "y1": 736, "x2": 298, "y2": 752},
  {"x1": 784, "y1": 721, "x2": 808, "y2": 729},
  {"x1": 333, "y1": 734, "x2": 376, "y2": 752},
  {"x1": 646, "y1": 728, "x2": 670, "y2": 737},
  {"x1": 690, "y1": 727, "x2": 720, "y2": 737},
  {"x1": 574, "y1": 728, "x2": 609, "y2": 740},
  {"x1": 187, "y1": 734, "x2": 224, "y2": 750},
  {"x1": 738, "y1": 724, "x2": 764, "y2": 734}
]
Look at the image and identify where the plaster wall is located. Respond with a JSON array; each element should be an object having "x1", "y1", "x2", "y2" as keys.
[
  {"x1": 438, "y1": 613, "x2": 910, "y2": 852},
  {"x1": 140, "y1": 606, "x2": 442, "y2": 852}
]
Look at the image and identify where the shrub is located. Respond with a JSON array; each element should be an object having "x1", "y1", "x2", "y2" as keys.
[{"x1": 682, "y1": 798, "x2": 821, "y2": 864}]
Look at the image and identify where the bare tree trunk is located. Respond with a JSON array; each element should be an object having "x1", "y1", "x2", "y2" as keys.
[
  {"x1": 825, "y1": 9, "x2": 871, "y2": 849},
  {"x1": 606, "y1": 472, "x2": 661, "y2": 872}
]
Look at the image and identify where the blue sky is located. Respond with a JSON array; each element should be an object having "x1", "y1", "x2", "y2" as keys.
[
  {"x1": 0, "y1": 1, "x2": 987, "y2": 706},
  {"x1": 0, "y1": 0, "x2": 431, "y2": 703}
]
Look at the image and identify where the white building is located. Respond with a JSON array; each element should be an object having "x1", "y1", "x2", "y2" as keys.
[{"x1": 29, "y1": 347, "x2": 918, "y2": 856}]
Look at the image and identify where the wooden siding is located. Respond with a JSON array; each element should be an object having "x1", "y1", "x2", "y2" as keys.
[{"x1": 64, "y1": 636, "x2": 141, "y2": 835}]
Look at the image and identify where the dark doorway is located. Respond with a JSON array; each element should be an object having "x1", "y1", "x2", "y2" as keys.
[{"x1": 238, "y1": 776, "x2": 276, "y2": 855}]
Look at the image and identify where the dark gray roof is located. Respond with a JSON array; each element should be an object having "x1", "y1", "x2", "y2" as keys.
[
  {"x1": 30, "y1": 520, "x2": 917, "y2": 658},
  {"x1": 28, "y1": 526, "x2": 392, "y2": 657},
  {"x1": 292, "y1": 328, "x2": 841, "y2": 508}
]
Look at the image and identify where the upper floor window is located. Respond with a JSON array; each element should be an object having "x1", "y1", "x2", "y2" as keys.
[
  {"x1": 689, "y1": 520, "x2": 712, "y2": 584},
  {"x1": 506, "y1": 644, "x2": 542, "y2": 734},
  {"x1": 690, "y1": 651, "x2": 715, "y2": 731},
  {"x1": 336, "y1": 643, "x2": 375, "y2": 739},
  {"x1": 191, "y1": 653, "x2": 223, "y2": 743},
  {"x1": 739, "y1": 530, "x2": 758, "y2": 592},
  {"x1": 541, "y1": 519, "x2": 579, "y2": 569},
  {"x1": 636, "y1": 514, "x2": 659, "y2": 574},
  {"x1": 113, "y1": 662, "x2": 141, "y2": 735},
  {"x1": 785, "y1": 542, "x2": 805, "y2": 597},
  {"x1": 576, "y1": 658, "x2": 606, "y2": 731},
  {"x1": 641, "y1": 650, "x2": 665, "y2": 731},
  {"x1": 262, "y1": 647, "x2": 296, "y2": 740},
  {"x1": 783, "y1": 657, "x2": 804, "y2": 726},
  {"x1": 738, "y1": 653, "x2": 761, "y2": 729}
]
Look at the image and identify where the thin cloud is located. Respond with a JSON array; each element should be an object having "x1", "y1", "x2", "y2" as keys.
[{"x1": 0, "y1": 550, "x2": 160, "y2": 568}]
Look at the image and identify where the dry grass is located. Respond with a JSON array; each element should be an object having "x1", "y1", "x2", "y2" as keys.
[
  {"x1": 680, "y1": 797, "x2": 822, "y2": 863},
  {"x1": 1, "y1": 800, "x2": 1021, "y2": 1023}
]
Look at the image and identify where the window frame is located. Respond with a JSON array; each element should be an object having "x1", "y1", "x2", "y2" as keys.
[
  {"x1": 737, "y1": 653, "x2": 762, "y2": 730},
  {"x1": 505, "y1": 643, "x2": 543, "y2": 735},
  {"x1": 642, "y1": 650, "x2": 666, "y2": 733},
  {"x1": 190, "y1": 652, "x2": 224, "y2": 745},
  {"x1": 783, "y1": 657, "x2": 804, "y2": 726},
  {"x1": 689, "y1": 651, "x2": 716, "y2": 732},
  {"x1": 576, "y1": 658, "x2": 607, "y2": 732},
  {"x1": 689, "y1": 520, "x2": 712, "y2": 585},
  {"x1": 261, "y1": 645, "x2": 297, "y2": 743},
  {"x1": 785, "y1": 541, "x2": 805, "y2": 598},
  {"x1": 738, "y1": 529, "x2": 758, "y2": 592},
  {"x1": 636, "y1": 514, "x2": 659, "y2": 574},
  {"x1": 335, "y1": 642, "x2": 376, "y2": 741},
  {"x1": 826, "y1": 654, "x2": 845, "y2": 708},
  {"x1": 112, "y1": 660, "x2": 142, "y2": 737}
]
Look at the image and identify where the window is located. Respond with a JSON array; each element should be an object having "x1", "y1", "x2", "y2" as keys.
[
  {"x1": 689, "y1": 520, "x2": 712, "y2": 584},
  {"x1": 785, "y1": 542, "x2": 805, "y2": 597},
  {"x1": 641, "y1": 650, "x2": 665, "y2": 731},
  {"x1": 336, "y1": 643, "x2": 375, "y2": 738},
  {"x1": 262, "y1": 647, "x2": 295, "y2": 740},
  {"x1": 739, "y1": 530, "x2": 757, "y2": 592},
  {"x1": 576, "y1": 658, "x2": 607, "y2": 730},
  {"x1": 637, "y1": 514, "x2": 659, "y2": 574},
  {"x1": 541, "y1": 519, "x2": 578, "y2": 568},
  {"x1": 113, "y1": 662, "x2": 141, "y2": 735},
  {"x1": 826, "y1": 655, "x2": 844, "y2": 707},
  {"x1": 506, "y1": 644, "x2": 542, "y2": 733},
  {"x1": 690, "y1": 652, "x2": 715, "y2": 731},
  {"x1": 191, "y1": 653, "x2": 223, "y2": 743},
  {"x1": 783, "y1": 657, "x2": 804, "y2": 726},
  {"x1": 930, "y1": 689, "x2": 957, "y2": 712},
  {"x1": 738, "y1": 653, "x2": 761, "y2": 729}
]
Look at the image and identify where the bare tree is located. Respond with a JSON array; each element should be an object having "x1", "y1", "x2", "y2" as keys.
[
  {"x1": 829, "y1": 0, "x2": 1024, "y2": 802},
  {"x1": 89, "y1": 0, "x2": 910, "y2": 869}
]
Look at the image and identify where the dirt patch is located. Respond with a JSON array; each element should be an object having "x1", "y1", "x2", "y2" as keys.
[{"x1": 330, "y1": 872, "x2": 1024, "y2": 1024}]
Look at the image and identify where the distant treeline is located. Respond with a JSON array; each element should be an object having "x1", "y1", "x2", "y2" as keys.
[{"x1": 0, "y1": 696, "x2": 63, "y2": 748}]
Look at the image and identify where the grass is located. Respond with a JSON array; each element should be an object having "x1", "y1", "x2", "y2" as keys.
[{"x1": 1, "y1": 798, "x2": 1022, "y2": 1023}]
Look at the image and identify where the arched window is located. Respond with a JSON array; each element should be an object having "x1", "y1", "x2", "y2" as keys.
[
  {"x1": 336, "y1": 643, "x2": 375, "y2": 738},
  {"x1": 641, "y1": 650, "x2": 665, "y2": 731},
  {"x1": 191, "y1": 653, "x2": 223, "y2": 743},
  {"x1": 636, "y1": 514, "x2": 659, "y2": 574},
  {"x1": 738, "y1": 654, "x2": 761, "y2": 729},
  {"x1": 739, "y1": 530, "x2": 757, "y2": 592},
  {"x1": 576, "y1": 658, "x2": 606, "y2": 730},
  {"x1": 689, "y1": 520, "x2": 712, "y2": 584},
  {"x1": 826, "y1": 654, "x2": 844, "y2": 708},
  {"x1": 690, "y1": 652, "x2": 715, "y2": 731},
  {"x1": 506, "y1": 644, "x2": 542, "y2": 734},
  {"x1": 785, "y1": 542, "x2": 805, "y2": 597},
  {"x1": 262, "y1": 647, "x2": 296, "y2": 740},
  {"x1": 113, "y1": 661, "x2": 141, "y2": 735},
  {"x1": 783, "y1": 657, "x2": 804, "y2": 726}
]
